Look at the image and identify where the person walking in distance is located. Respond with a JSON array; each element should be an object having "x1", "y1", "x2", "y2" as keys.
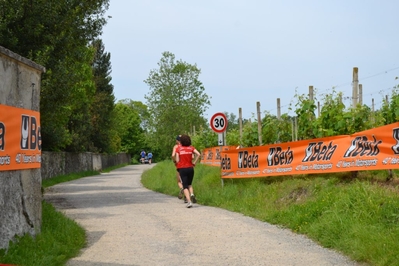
[
  {"x1": 140, "y1": 150, "x2": 146, "y2": 164},
  {"x1": 175, "y1": 134, "x2": 200, "y2": 208},
  {"x1": 172, "y1": 135, "x2": 185, "y2": 201},
  {"x1": 147, "y1": 151, "x2": 153, "y2": 164}
]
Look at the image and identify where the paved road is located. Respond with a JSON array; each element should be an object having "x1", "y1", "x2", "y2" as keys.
[{"x1": 44, "y1": 164, "x2": 360, "y2": 266}]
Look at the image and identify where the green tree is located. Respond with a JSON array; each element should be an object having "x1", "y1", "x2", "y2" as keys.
[
  {"x1": 0, "y1": 0, "x2": 110, "y2": 151},
  {"x1": 113, "y1": 102, "x2": 144, "y2": 156},
  {"x1": 119, "y1": 99, "x2": 150, "y2": 131},
  {"x1": 63, "y1": 46, "x2": 97, "y2": 152},
  {"x1": 192, "y1": 126, "x2": 218, "y2": 152},
  {"x1": 224, "y1": 112, "x2": 239, "y2": 131},
  {"x1": 144, "y1": 51, "x2": 210, "y2": 159},
  {"x1": 89, "y1": 39, "x2": 116, "y2": 153}
]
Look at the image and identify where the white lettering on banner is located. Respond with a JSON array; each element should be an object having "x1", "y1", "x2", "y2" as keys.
[
  {"x1": 0, "y1": 155, "x2": 11, "y2": 165},
  {"x1": 387, "y1": 157, "x2": 399, "y2": 165},
  {"x1": 312, "y1": 163, "x2": 333, "y2": 170},
  {"x1": 276, "y1": 167, "x2": 293, "y2": 173},
  {"x1": 337, "y1": 159, "x2": 378, "y2": 169},
  {"x1": 355, "y1": 159, "x2": 377, "y2": 167},
  {"x1": 236, "y1": 170, "x2": 261, "y2": 176}
]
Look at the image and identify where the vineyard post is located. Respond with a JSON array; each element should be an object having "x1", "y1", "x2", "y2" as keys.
[
  {"x1": 257, "y1": 101, "x2": 262, "y2": 145},
  {"x1": 239, "y1": 107, "x2": 243, "y2": 147},
  {"x1": 359, "y1": 84, "x2": 363, "y2": 105},
  {"x1": 352, "y1": 67, "x2": 359, "y2": 108},
  {"x1": 291, "y1": 118, "x2": 294, "y2": 141},
  {"x1": 277, "y1": 98, "x2": 281, "y2": 120},
  {"x1": 277, "y1": 98, "x2": 281, "y2": 142},
  {"x1": 309, "y1": 86, "x2": 314, "y2": 102},
  {"x1": 372, "y1": 98, "x2": 375, "y2": 112},
  {"x1": 385, "y1": 96, "x2": 393, "y2": 180}
]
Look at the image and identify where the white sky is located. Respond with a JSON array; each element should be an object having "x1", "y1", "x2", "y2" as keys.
[{"x1": 101, "y1": 0, "x2": 399, "y2": 121}]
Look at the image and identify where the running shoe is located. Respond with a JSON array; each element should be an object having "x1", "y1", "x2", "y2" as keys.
[
  {"x1": 186, "y1": 202, "x2": 193, "y2": 208},
  {"x1": 191, "y1": 194, "x2": 197, "y2": 203},
  {"x1": 178, "y1": 188, "x2": 184, "y2": 199}
]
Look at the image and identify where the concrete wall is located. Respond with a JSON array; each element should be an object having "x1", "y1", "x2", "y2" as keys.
[
  {"x1": 0, "y1": 46, "x2": 131, "y2": 251},
  {"x1": 41, "y1": 152, "x2": 131, "y2": 180},
  {"x1": 0, "y1": 46, "x2": 45, "y2": 250}
]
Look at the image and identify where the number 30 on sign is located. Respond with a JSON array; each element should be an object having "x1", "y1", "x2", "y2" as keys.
[{"x1": 210, "y1": 112, "x2": 228, "y2": 133}]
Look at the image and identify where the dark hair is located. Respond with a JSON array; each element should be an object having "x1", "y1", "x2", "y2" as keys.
[{"x1": 179, "y1": 134, "x2": 191, "y2": 146}]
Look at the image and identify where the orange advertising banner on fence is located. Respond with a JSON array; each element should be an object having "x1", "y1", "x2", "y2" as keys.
[
  {"x1": 0, "y1": 104, "x2": 41, "y2": 171},
  {"x1": 201, "y1": 146, "x2": 237, "y2": 166},
  {"x1": 201, "y1": 122, "x2": 399, "y2": 179}
]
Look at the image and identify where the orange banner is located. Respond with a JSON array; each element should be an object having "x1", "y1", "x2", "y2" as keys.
[
  {"x1": 200, "y1": 122, "x2": 399, "y2": 178},
  {"x1": 0, "y1": 104, "x2": 41, "y2": 171},
  {"x1": 201, "y1": 146, "x2": 237, "y2": 166}
]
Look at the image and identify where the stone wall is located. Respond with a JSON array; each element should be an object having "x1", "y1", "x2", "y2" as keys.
[
  {"x1": 41, "y1": 151, "x2": 131, "y2": 180},
  {"x1": 0, "y1": 46, "x2": 45, "y2": 250}
]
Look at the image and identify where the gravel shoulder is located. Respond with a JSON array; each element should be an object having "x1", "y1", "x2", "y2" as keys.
[{"x1": 44, "y1": 164, "x2": 361, "y2": 266}]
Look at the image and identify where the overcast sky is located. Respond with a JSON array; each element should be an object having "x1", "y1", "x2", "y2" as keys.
[{"x1": 101, "y1": 1, "x2": 399, "y2": 121}]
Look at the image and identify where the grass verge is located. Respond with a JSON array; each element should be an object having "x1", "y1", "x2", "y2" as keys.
[{"x1": 142, "y1": 161, "x2": 399, "y2": 266}]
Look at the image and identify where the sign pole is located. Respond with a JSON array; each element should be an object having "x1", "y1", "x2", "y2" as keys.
[
  {"x1": 210, "y1": 112, "x2": 228, "y2": 188},
  {"x1": 219, "y1": 133, "x2": 224, "y2": 188}
]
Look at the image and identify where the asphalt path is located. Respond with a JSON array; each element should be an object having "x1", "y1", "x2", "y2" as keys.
[{"x1": 44, "y1": 164, "x2": 360, "y2": 266}]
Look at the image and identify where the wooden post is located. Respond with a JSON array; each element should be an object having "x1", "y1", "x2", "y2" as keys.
[
  {"x1": 372, "y1": 98, "x2": 375, "y2": 112},
  {"x1": 359, "y1": 84, "x2": 363, "y2": 105},
  {"x1": 239, "y1": 108, "x2": 243, "y2": 147},
  {"x1": 291, "y1": 118, "x2": 294, "y2": 141},
  {"x1": 277, "y1": 98, "x2": 281, "y2": 143},
  {"x1": 257, "y1": 102, "x2": 262, "y2": 145},
  {"x1": 352, "y1": 67, "x2": 359, "y2": 108},
  {"x1": 309, "y1": 86, "x2": 314, "y2": 102},
  {"x1": 277, "y1": 98, "x2": 281, "y2": 120}
]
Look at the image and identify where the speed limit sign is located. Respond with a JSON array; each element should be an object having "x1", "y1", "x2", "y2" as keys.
[{"x1": 210, "y1": 112, "x2": 228, "y2": 133}]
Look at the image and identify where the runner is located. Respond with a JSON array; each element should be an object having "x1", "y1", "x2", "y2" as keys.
[{"x1": 172, "y1": 135, "x2": 185, "y2": 201}]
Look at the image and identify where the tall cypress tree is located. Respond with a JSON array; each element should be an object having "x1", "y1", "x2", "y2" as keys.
[{"x1": 90, "y1": 39, "x2": 116, "y2": 153}]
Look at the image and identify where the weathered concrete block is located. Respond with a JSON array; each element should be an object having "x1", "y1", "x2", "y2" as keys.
[{"x1": 0, "y1": 46, "x2": 44, "y2": 250}]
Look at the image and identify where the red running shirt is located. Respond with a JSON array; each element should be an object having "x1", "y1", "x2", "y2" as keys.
[{"x1": 176, "y1": 145, "x2": 195, "y2": 169}]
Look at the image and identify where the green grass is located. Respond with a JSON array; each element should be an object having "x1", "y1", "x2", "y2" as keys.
[
  {"x1": 0, "y1": 201, "x2": 86, "y2": 266},
  {"x1": 3, "y1": 162, "x2": 399, "y2": 265},
  {"x1": 0, "y1": 164, "x2": 127, "y2": 266},
  {"x1": 142, "y1": 161, "x2": 399, "y2": 266}
]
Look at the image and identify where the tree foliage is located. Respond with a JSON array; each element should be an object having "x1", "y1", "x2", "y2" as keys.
[
  {"x1": 144, "y1": 51, "x2": 210, "y2": 159},
  {"x1": 89, "y1": 39, "x2": 116, "y2": 153},
  {"x1": 113, "y1": 101, "x2": 144, "y2": 156},
  {"x1": 0, "y1": 0, "x2": 111, "y2": 152}
]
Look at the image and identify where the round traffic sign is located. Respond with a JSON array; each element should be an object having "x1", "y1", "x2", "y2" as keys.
[{"x1": 210, "y1": 112, "x2": 228, "y2": 133}]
